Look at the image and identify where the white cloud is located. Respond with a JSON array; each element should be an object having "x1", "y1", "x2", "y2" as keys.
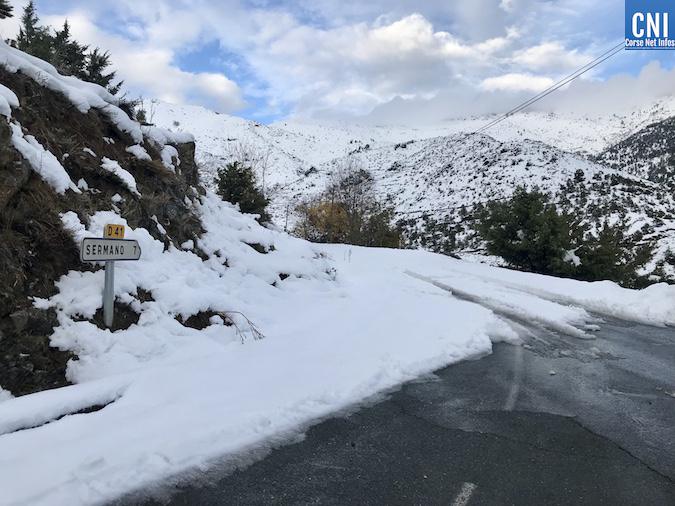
[
  {"x1": 481, "y1": 72, "x2": 554, "y2": 92},
  {"x1": 19, "y1": 3, "x2": 523, "y2": 117},
  {"x1": 513, "y1": 42, "x2": 591, "y2": 72},
  {"x1": 228, "y1": 12, "x2": 520, "y2": 116},
  {"x1": 1, "y1": 5, "x2": 244, "y2": 113},
  {"x1": 0, "y1": 0, "x2": 27, "y2": 40},
  {"x1": 533, "y1": 61, "x2": 675, "y2": 115},
  {"x1": 1, "y1": 0, "x2": 671, "y2": 123},
  {"x1": 365, "y1": 61, "x2": 675, "y2": 124}
]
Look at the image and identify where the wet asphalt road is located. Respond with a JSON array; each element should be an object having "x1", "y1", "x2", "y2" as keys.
[{"x1": 122, "y1": 317, "x2": 675, "y2": 506}]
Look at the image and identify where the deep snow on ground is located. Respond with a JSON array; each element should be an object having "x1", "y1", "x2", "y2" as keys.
[{"x1": 2, "y1": 191, "x2": 675, "y2": 505}]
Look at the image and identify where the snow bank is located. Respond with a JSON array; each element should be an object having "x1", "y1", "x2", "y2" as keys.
[
  {"x1": 0, "y1": 388, "x2": 12, "y2": 403},
  {"x1": 0, "y1": 96, "x2": 10, "y2": 117},
  {"x1": 0, "y1": 377, "x2": 128, "y2": 435},
  {"x1": 9, "y1": 122, "x2": 80, "y2": 194},
  {"x1": 0, "y1": 40, "x2": 142, "y2": 143},
  {"x1": 161, "y1": 144, "x2": 179, "y2": 171},
  {"x1": 0, "y1": 192, "x2": 517, "y2": 506},
  {"x1": 0, "y1": 82, "x2": 18, "y2": 117},
  {"x1": 408, "y1": 254, "x2": 675, "y2": 327},
  {"x1": 125, "y1": 144, "x2": 151, "y2": 161},
  {"x1": 404, "y1": 270, "x2": 595, "y2": 339},
  {"x1": 100, "y1": 158, "x2": 140, "y2": 196},
  {"x1": 142, "y1": 125, "x2": 194, "y2": 146}
]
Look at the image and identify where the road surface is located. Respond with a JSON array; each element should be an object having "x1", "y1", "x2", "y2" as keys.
[{"x1": 119, "y1": 317, "x2": 675, "y2": 505}]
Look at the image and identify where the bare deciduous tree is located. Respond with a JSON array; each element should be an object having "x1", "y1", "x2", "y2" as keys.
[{"x1": 293, "y1": 156, "x2": 400, "y2": 248}]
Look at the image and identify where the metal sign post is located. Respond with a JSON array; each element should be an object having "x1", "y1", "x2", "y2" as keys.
[
  {"x1": 80, "y1": 224, "x2": 141, "y2": 329},
  {"x1": 103, "y1": 260, "x2": 115, "y2": 328}
]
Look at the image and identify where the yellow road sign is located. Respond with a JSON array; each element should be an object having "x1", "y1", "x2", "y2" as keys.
[{"x1": 104, "y1": 224, "x2": 125, "y2": 239}]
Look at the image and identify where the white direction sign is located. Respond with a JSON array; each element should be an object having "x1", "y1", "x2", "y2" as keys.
[{"x1": 80, "y1": 238, "x2": 142, "y2": 262}]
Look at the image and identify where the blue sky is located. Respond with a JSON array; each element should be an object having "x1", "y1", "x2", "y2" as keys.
[{"x1": 1, "y1": 0, "x2": 674, "y2": 123}]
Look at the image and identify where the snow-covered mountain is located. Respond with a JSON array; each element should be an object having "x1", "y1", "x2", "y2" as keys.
[
  {"x1": 151, "y1": 99, "x2": 675, "y2": 279},
  {"x1": 150, "y1": 97, "x2": 675, "y2": 210},
  {"x1": 151, "y1": 96, "x2": 675, "y2": 184}
]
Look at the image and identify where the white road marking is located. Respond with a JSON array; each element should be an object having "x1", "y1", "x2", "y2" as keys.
[{"x1": 452, "y1": 482, "x2": 477, "y2": 506}]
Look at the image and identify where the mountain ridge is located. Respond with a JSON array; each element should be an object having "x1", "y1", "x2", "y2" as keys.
[{"x1": 151, "y1": 97, "x2": 675, "y2": 281}]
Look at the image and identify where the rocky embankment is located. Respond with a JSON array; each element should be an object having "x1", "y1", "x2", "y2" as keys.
[{"x1": 0, "y1": 44, "x2": 205, "y2": 395}]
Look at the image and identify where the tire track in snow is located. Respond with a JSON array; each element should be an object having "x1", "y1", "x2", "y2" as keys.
[{"x1": 404, "y1": 270, "x2": 592, "y2": 339}]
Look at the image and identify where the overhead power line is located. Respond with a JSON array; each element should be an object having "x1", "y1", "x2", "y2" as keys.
[
  {"x1": 473, "y1": 41, "x2": 625, "y2": 135},
  {"x1": 392, "y1": 42, "x2": 626, "y2": 222}
]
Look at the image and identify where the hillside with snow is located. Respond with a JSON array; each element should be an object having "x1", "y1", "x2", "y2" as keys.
[
  {"x1": 150, "y1": 98, "x2": 675, "y2": 215},
  {"x1": 151, "y1": 96, "x2": 675, "y2": 190},
  {"x1": 595, "y1": 116, "x2": 675, "y2": 182},
  {"x1": 150, "y1": 100, "x2": 675, "y2": 281},
  {"x1": 150, "y1": 97, "x2": 675, "y2": 205}
]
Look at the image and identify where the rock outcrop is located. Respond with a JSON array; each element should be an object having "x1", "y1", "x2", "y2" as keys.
[{"x1": 0, "y1": 45, "x2": 205, "y2": 395}]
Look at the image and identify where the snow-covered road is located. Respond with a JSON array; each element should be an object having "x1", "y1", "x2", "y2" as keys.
[
  {"x1": 2, "y1": 237, "x2": 675, "y2": 505},
  {"x1": 149, "y1": 316, "x2": 675, "y2": 506}
]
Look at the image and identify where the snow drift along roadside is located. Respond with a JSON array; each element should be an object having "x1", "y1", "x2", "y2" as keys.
[
  {"x1": 410, "y1": 258, "x2": 675, "y2": 327},
  {"x1": 0, "y1": 191, "x2": 518, "y2": 506}
]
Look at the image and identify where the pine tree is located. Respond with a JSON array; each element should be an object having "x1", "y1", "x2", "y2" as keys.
[
  {"x1": 85, "y1": 48, "x2": 123, "y2": 95},
  {"x1": 16, "y1": 1, "x2": 52, "y2": 61},
  {"x1": 216, "y1": 162, "x2": 270, "y2": 222},
  {"x1": 478, "y1": 187, "x2": 574, "y2": 275},
  {"x1": 52, "y1": 20, "x2": 88, "y2": 77},
  {"x1": 575, "y1": 220, "x2": 651, "y2": 287},
  {"x1": 0, "y1": 0, "x2": 13, "y2": 19},
  {"x1": 478, "y1": 188, "x2": 653, "y2": 287},
  {"x1": 14, "y1": 2, "x2": 124, "y2": 96},
  {"x1": 17, "y1": 1, "x2": 40, "y2": 46}
]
